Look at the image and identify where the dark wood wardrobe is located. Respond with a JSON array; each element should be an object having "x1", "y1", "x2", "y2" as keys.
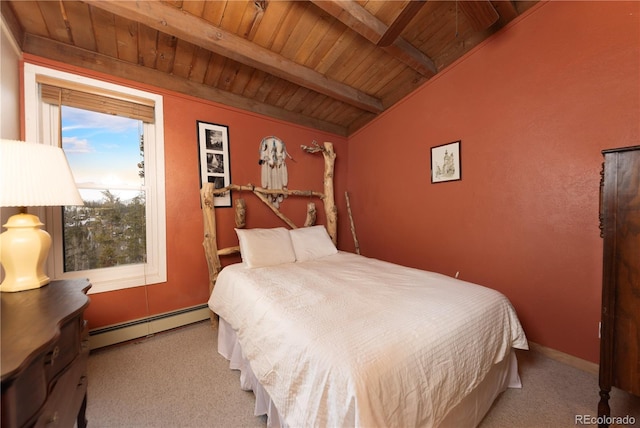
[{"x1": 598, "y1": 145, "x2": 640, "y2": 427}]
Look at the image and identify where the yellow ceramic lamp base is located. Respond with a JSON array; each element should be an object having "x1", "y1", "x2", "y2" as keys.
[{"x1": 0, "y1": 213, "x2": 51, "y2": 292}]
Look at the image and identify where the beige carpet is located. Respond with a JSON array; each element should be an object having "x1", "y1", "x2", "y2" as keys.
[{"x1": 86, "y1": 321, "x2": 639, "y2": 427}]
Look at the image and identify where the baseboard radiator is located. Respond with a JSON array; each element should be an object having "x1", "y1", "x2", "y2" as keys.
[{"x1": 88, "y1": 304, "x2": 211, "y2": 350}]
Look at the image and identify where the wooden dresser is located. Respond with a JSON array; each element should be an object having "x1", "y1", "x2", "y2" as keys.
[
  {"x1": 598, "y1": 145, "x2": 640, "y2": 426},
  {"x1": 1, "y1": 278, "x2": 91, "y2": 428}
]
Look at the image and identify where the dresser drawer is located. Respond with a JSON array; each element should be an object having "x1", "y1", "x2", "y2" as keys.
[
  {"x1": 44, "y1": 316, "x2": 83, "y2": 384},
  {"x1": 1, "y1": 355, "x2": 48, "y2": 428},
  {"x1": 35, "y1": 348, "x2": 89, "y2": 428}
]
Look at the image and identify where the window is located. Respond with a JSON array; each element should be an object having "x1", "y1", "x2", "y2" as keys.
[
  {"x1": 61, "y1": 107, "x2": 146, "y2": 272},
  {"x1": 23, "y1": 63, "x2": 166, "y2": 293}
]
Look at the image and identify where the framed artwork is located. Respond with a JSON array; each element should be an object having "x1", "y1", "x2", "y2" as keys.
[
  {"x1": 197, "y1": 121, "x2": 232, "y2": 207},
  {"x1": 430, "y1": 140, "x2": 461, "y2": 183}
]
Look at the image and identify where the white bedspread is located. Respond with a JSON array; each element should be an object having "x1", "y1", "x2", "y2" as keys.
[{"x1": 208, "y1": 252, "x2": 528, "y2": 427}]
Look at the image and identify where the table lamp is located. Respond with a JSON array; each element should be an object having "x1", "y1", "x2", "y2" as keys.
[{"x1": 0, "y1": 139, "x2": 84, "y2": 292}]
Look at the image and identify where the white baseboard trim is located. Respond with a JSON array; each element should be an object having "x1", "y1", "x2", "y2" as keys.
[
  {"x1": 528, "y1": 341, "x2": 599, "y2": 375},
  {"x1": 88, "y1": 304, "x2": 211, "y2": 350}
]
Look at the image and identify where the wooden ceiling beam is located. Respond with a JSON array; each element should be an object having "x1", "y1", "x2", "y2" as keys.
[
  {"x1": 377, "y1": 0, "x2": 426, "y2": 48},
  {"x1": 22, "y1": 34, "x2": 349, "y2": 136},
  {"x1": 311, "y1": 0, "x2": 386, "y2": 43},
  {"x1": 310, "y1": 0, "x2": 436, "y2": 77},
  {"x1": 458, "y1": 0, "x2": 500, "y2": 31},
  {"x1": 83, "y1": 0, "x2": 383, "y2": 114},
  {"x1": 491, "y1": 1, "x2": 519, "y2": 27}
]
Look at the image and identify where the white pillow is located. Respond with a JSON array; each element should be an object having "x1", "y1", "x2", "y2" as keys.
[
  {"x1": 289, "y1": 225, "x2": 338, "y2": 262},
  {"x1": 235, "y1": 227, "x2": 296, "y2": 268}
]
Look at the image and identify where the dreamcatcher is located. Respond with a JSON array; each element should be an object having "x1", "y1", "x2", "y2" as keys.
[{"x1": 258, "y1": 136, "x2": 292, "y2": 207}]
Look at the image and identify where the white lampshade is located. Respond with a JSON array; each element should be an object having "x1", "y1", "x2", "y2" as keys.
[
  {"x1": 0, "y1": 139, "x2": 84, "y2": 207},
  {"x1": 0, "y1": 139, "x2": 84, "y2": 292}
]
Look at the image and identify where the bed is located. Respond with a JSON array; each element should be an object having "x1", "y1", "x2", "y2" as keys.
[
  {"x1": 201, "y1": 142, "x2": 527, "y2": 427},
  {"x1": 207, "y1": 225, "x2": 528, "y2": 428}
]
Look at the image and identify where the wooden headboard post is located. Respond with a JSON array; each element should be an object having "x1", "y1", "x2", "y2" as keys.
[
  {"x1": 200, "y1": 183, "x2": 221, "y2": 326},
  {"x1": 301, "y1": 141, "x2": 337, "y2": 245}
]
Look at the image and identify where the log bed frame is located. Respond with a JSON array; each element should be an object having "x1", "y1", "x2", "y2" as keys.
[{"x1": 199, "y1": 141, "x2": 337, "y2": 323}]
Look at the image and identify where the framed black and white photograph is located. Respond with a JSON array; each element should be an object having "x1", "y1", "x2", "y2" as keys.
[
  {"x1": 430, "y1": 140, "x2": 461, "y2": 183},
  {"x1": 197, "y1": 120, "x2": 231, "y2": 207}
]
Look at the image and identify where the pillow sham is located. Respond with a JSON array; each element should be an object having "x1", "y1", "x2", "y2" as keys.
[
  {"x1": 235, "y1": 227, "x2": 296, "y2": 268},
  {"x1": 289, "y1": 225, "x2": 337, "y2": 262}
]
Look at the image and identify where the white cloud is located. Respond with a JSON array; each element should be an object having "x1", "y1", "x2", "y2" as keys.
[{"x1": 63, "y1": 136, "x2": 94, "y2": 153}]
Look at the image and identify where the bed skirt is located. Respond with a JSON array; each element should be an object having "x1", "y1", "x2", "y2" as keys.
[{"x1": 217, "y1": 318, "x2": 522, "y2": 428}]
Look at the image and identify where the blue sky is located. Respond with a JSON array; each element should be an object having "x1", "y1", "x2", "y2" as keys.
[{"x1": 62, "y1": 106, "x2": 143, "y2": 202}]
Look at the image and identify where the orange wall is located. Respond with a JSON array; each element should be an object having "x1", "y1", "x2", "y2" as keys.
[
  {"x1": 346, "y1": 1, "x2": 639, "y2": 363},
  {"x1": 22, "y1": 55, "x2": 349, "y2": 330}
]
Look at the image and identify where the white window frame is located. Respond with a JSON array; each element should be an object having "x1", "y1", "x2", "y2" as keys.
[{"x1": 23, "y1": 63, "x2": 167, "y2": 294}]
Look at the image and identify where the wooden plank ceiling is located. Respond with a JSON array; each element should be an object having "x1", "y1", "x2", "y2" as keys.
[{"x1": 2, "y1": 0, "x2": 538, "y2": 136}]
